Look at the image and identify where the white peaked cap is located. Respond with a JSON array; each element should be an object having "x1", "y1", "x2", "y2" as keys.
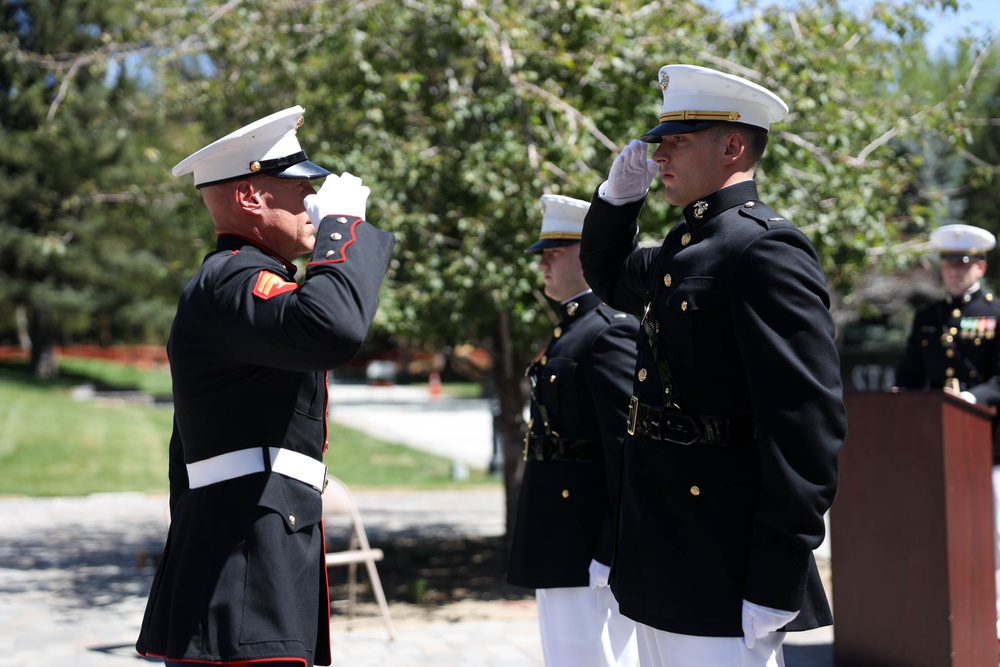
[
  {"x1": 527, "y1": 194, "x2": 590, "y2": 254},
  {"x1": 930, "y1": 224, "x2": 997, "y2": 260},
  {"x1": 640, "y1": 64, "x2": 788, "y2": 142},
  {"x1": 172, "y1": 105, "x2": 331, "y2": 188}
]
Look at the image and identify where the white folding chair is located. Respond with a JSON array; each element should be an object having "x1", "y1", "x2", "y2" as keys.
[{"x1": 323, "y1": 475, "x2": 395, "y2": 640}]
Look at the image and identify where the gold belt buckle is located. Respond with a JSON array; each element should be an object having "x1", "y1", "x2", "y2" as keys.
[{"x1": 627, "y1": 396, "x2": 640, "y2": 436}]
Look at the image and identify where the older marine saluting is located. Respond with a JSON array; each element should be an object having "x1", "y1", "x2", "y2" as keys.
[{"x1": 136, "y1": 106, "x2": 395, "y2": 667}]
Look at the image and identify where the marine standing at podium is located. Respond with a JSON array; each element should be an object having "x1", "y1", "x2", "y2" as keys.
[
  {"x1": 580, "y1": 64, "x2": 846, "y2": 665},
  {"x1": 507, "y1": 194, "x2": 639, "y2": 667},
  {"x1": 895, "y1": 222, "x2": 1000, "y2": 640}
]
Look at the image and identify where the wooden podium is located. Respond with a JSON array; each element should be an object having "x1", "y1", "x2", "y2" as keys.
[{"x1": 832, "y1": 391, "x2": 996, "y2": 666}]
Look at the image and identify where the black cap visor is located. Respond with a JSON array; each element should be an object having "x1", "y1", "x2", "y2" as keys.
[
  {"x1": 526, "y1": 238, "x2": 580, "y2": 254},
  {"x1": 940, "y1": 252, "x2": 985, "y2": 264},
  {"x1": 639, "y1": 119, "x2": 723, "y2": 143},
  {"x1": 196, "y1": 152, "x2": 332, "y2": 189},
  {"x1": 270, "y1": 157, "x2": 332, "y2": 181}
]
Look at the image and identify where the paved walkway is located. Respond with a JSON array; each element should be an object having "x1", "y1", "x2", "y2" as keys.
[{"x1": 0, "y1": 381, "x2": 834, "y2": 666}]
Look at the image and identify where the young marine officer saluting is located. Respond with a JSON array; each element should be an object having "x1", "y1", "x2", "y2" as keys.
[
  {"x1": 135, "y1": 107, "x2": 395, "y2": 667},
  {"x1": 579, "y1": 64, "x2": 847, "y2": 666},
  {"x1": 895, "y1": 223, "x2": 1000, "y2": 643},
  {"x1": 507, "y1": 194, "x2": 639, "y2": 667}
]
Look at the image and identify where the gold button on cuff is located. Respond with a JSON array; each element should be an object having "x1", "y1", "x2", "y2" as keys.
[
  {"x1": 681, "y1": 233, "x2": 692, "y2": 246},
  {"x1": 689, "y1": 486, "x2": 700, "y2": 496},
  {"x1": 561, "y1": 489, "x2": 570, "y2": 499},
  {"x1": 330, "y1": 232, "x2": 343, "y2": 241},
  {"x1": 325, "y1": 250, "x2": 336, "y2": 258},
  {"x1": 638, "y1": 368, "x2": 648, "y2": 382}
]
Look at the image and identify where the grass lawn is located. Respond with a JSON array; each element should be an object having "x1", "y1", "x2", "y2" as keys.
[{"x1": 0, "y1": 359, "x2": 498, "y2": 497}]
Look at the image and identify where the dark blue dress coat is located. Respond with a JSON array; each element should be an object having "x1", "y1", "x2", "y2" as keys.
[
  {"x1": 136, "y1": 214, "x2": 395, "y2": 665},
  {"x1": 579, "y1": 180, "x2": 846, "y2": 637},
  {"x1": 507, "y1": 291, "x2": 639, "y2": 588}
]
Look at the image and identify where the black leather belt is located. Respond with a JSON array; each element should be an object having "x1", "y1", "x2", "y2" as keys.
[
  {"x1": 627, "y1": 396, "x2": 756, "y2": 446},
  {"x1": 522, "y1": 433, "x2": 601, "y2": 462}
]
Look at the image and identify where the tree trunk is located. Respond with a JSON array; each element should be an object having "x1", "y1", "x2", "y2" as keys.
[
  {"x1": 28, "y1": 309, "x2": 58, "y2": 379},
  {"x1": 491, "y1": 310, "x2": 528, "y2": 556}
]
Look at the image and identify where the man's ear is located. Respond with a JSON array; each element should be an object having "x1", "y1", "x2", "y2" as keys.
[
  {"x1": 721, "y1": 132, "x2": 746, "y2": 167},
  {"x1": 235, "y1": 181, "x2": 262, "y2": 214}
]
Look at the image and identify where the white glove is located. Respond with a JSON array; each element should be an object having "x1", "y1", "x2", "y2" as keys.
[
  {"x1": 588, "y1": 559, "x2": 610, "y2": 588},
  {"x1": 599, "y1": 139, "x2": 660, "y2": 206},
  {"x1": 304, "y1": 171, "x2": 370, "y2": 224},
  {"x1": 741, "y1": 599, "x2": 799, "y2": 648}
]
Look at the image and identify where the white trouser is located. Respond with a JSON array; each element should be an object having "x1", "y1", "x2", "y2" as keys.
[
  {"x1": 993, "y1": 465, "x2": 1000, "y2": 639},
  {"x1": 536, "y1": 586, "x2": 638, "y2": 667},
  {"x1": 634, "y1": 622, "x2": 785, "y2": 667}
]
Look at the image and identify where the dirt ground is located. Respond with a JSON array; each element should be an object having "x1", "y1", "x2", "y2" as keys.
[{"x1": 327, "y1": 534, "x2": 834, "y2": 628}]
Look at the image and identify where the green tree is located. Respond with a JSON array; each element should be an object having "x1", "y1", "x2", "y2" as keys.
[
  {"x1": 0, "y1": 0, "x2": 188, "y2": 377},
  {"x1": 5, "y1": 0, "x2": 992, "y2": 540}
]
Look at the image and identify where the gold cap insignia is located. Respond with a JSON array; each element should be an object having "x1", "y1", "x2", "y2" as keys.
[{"x1": 660, "y1": 73, "x2": 670, "y2": 91}]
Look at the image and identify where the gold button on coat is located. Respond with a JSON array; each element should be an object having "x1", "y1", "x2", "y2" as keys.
[
  {"x1": 638, "y1": 368, "x2": 648, "y2": 382},
  {"x1": 289, "y1": 515, "x2": 296, "y2": 526},
  {"x1": 336, "y1": 216, "x2": 348, "y2": 223},
  {"x1": 664, "y1": 274, "x2": 672, "y2": 287},
  {"x1": 681, "y1": 301, "x2": 689, "y2": 311},
  {"x1": 549, "y1": 374, "x2": 557, "y2": 383},
  {"x1": 690, "y1": 486, "x2": 701, "y2": 496},
  {"x1": 952, "y1": 308, "x2": 961, "y2": 318},
  {"x1": 681, "y1": 233, "x2": 692, "y2": 246},
  {"x1": 554, "y1": 327, "x2": 562, "y2": 338},
  {"x1": 561, "y1": 489, "x2": 570, "y2": 498},
  {"x1": 540, "y1": 355, "x2": 547, "y2": 365}
]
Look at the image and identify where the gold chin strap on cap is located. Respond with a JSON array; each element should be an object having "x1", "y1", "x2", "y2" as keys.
[{"x1": 659, "y1": 110, "x2": 742, "y2": 122}]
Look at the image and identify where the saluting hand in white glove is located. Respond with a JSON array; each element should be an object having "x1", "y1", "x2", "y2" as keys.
[
  {"x1": 304, "y1": 171, "x2": 371, "y2": 224},
  {"x1": 599, "y1": 139, "x2": 660, "y2": 206},
  {"x1": 741, "y1": 599, "x2": 799, "y2": 648}
]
